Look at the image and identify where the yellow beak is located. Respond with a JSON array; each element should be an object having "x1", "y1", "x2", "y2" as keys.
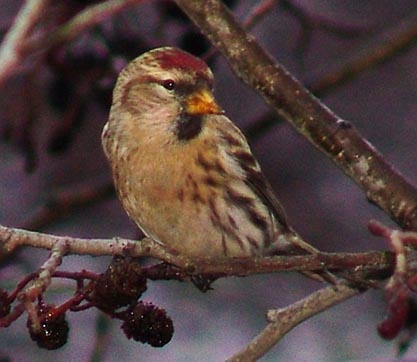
[{"x1": 184, "y1": 89, "x2": 223, "y2": 115}]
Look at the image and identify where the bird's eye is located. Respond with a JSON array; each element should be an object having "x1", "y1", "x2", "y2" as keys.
[{"x1": 162, "y1": 79, "x2": 176, "y2": 90}]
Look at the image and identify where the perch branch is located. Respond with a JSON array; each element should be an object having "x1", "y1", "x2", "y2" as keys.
[
  {"x1": 174, "y1": 0, "x2": 417, "y2": 230},
  {"x1": 0, "y1": 224, "x2": 394, "y2": 277}
]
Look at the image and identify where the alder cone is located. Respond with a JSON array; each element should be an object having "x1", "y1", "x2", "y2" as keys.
[{"x1": 92, "y1": 257, "x2": 147, "y2": 311}]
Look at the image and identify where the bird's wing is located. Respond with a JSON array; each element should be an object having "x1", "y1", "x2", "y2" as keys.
[
  {"x1": 243, "y1": 166, "x2": 290, "y2": 230},
  {"x1": 225, "y1": 134, "x2": 289, "y2": 230}
]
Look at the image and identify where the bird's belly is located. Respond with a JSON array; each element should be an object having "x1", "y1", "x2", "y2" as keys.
[
  {"x1": 122, "y1": 171, "x2": 258, "y2": 259},
  {"x1": 115, "y1": 146, "x2": 275, "y2": 258}
]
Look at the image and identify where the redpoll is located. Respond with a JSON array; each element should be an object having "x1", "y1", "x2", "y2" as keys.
[{"x1": 102, "y1": 47, "x2": 319, "y2": 260}]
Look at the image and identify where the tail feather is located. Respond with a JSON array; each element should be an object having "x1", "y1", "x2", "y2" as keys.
[{"x1": 284, "y1": 230, "x2": 338, "y2": 284}]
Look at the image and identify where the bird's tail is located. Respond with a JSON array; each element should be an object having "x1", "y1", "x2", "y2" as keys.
[{"x1": 284, "y1": 230, "x2": 337, "y2": 284}]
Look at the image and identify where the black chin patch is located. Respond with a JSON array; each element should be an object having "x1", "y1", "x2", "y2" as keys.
[{"x1": 176, "y1": 114, "x2": 203, "y2": 141}]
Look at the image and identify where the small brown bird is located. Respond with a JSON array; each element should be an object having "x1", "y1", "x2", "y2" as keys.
[{"x1": 102, "y1": 47, "x2": 319, "y2": 260}]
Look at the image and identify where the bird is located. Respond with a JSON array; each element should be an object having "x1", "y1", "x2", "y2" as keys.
[{"x1": 102, "y1": 46, "x2": 321, "y2": 261}]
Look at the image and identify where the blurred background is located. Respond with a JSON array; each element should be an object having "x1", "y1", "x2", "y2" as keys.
[{"x1": 1, "y1": 0, "x2": 417, "y2": 361}]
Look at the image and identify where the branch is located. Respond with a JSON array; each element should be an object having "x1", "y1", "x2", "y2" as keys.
[
  {"x1": 227, "y1": 284, "x2": 360, "y2": 361},
  {"x1": 20, "y1": 240, "x2": 68, "y2": 332},
  {"x1": 174, "y1": 0, "x2": 417, "y2": 230},
  {"x1": 0, "y1": 224, "x2": 394, "y2": 277},
  {"x1": 0, "y1": 225, "x2": 192, "y2": 269}
]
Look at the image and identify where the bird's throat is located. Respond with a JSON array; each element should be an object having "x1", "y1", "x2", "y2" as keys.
[{"x1": 176, "y1": 114, "x2": 204, "y2": 141}]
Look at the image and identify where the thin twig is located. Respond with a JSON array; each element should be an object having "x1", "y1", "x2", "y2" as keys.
[
  {"x1": 0, "y1": 0, "x2": 147, "y2": 87},
  {"x1": 310, "y1": 10, "x2": 417, "y2": 95},
  {"x1": 0, "y1": 0, "x2": 50, "y2": 86},
  {"x1": 19, "y1": 240, "x2": 69, "y2": 302},
  {"x1": 19, "y1": 240, "x2": 68, "y2": 332},
  {"x1": 45, "y1": 0, "x2": 146, "y2": 46},
  {"x1": 242, "y1": 0, "x2": 277, "y2": 29},
  {"x1": 227, "y1": 284, "x2": 360, "y2": 361},
  {"x1": 21, "y1": 181, "x2": 114, "y2": 231}
]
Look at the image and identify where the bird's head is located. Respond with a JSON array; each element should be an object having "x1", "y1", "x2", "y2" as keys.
[{"x1": 110, "y1": 47, "x2": 223, "y2": 142}]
